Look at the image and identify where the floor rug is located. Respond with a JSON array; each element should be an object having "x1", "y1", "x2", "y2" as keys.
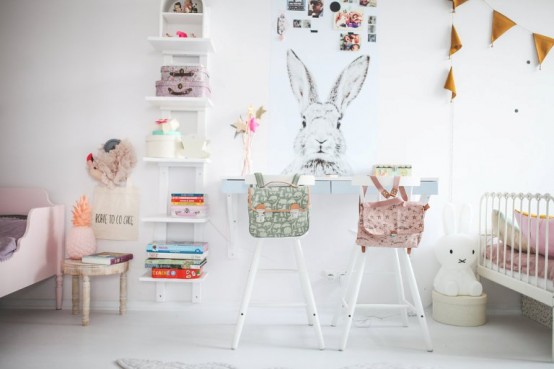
[{"x1": 116, "y1": 359, "x2": 436, "y2": 369}]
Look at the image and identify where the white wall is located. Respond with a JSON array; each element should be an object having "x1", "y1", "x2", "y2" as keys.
[{"x1": 1, "y1": 0, "x2": 553, "y2": 312}]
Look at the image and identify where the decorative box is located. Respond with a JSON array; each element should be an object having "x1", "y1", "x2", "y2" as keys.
[
  {"x1": 432, "y1": 290, "x2": 487, "y2": 327},
  {"x1": 145, "y1": 134, "x2": 182, "y2": 158},
  {"x1": 155, "y1": 80, "x2": 211, "y2": 97},
  {"x1": 170, "y1": 205, "x2": 208, "y2": 218},
  {"x1": 160, "y1": 65, "x2": 209, "y2": 82}
]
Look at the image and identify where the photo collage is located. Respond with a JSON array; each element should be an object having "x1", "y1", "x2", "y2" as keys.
[{"x1": 286, "y1": 0, "x2": 377, "y2": 51}]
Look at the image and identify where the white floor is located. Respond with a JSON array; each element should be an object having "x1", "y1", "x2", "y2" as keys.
[{"x1": 0, "y1": 306, "x2": 552, "y2": 369}]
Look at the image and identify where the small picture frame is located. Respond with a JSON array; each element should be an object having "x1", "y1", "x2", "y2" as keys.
[
  {"x1": 308, "y1": 0, "x2": 324, "y2": 18},
  {"x1": 293, "y1": 19, "x2": 302, "y2": 28},
  {"x1": 171, "y1": 1, "x2": 183, "y2": 13}
]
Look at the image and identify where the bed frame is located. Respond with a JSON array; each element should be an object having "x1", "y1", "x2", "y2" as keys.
[
  {"x1": 478, "y1": 192, "x2": 554, "y2": 360},
  {"x1": 0, "y1": 188, "x2": 65, "y2": 309}
]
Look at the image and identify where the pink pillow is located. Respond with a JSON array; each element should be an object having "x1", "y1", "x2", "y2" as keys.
[{"x1": 514, "y1": 211, "x2": 554, "y2": 257}]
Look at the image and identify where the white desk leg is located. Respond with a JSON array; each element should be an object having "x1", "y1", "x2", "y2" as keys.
[
  {"x1": 399, "y1": 250, "x2": 433, "y2": 352},
  {"x1": 293, "y1": 239, "x2": 325, "y2": 350},
  {"x1": 331, "y1": 246, "x2": 359, "y2": 327},
  {"x1": 339, "y1": 249, "x2": 366, "y2": 351},
  {"x1": 393, "y1": 249, "x2": 409, "y2": 327},
  {"x1": 226, "y1": 194, "x2": 238, "y2": 259},
  {"x1": 232, "y1": 239, "x2": 263, "y2": 350}
]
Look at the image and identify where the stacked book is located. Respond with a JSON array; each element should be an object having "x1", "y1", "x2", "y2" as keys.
[
  {"x1": 170, "y1": 193, "x2": 207, "y2": 218},
  {"x1": 82, "y1": 252, "x2": 133, "y2": 265},
  {"x1": 146, "y1": 240, "x2": 207, "y2": 279}
]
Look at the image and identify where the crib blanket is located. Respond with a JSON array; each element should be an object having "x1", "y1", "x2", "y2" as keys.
[{"x1": 485, "y1": 244, "x2": 554, "y2": 282}]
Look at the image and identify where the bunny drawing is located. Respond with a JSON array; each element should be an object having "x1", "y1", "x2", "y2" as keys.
[
  {"x1": 433, "y1": 203, "x2": 483, "y2": 297},
  {"x1": 282, "y1": 49, "x2": 370, "y2": 176}
]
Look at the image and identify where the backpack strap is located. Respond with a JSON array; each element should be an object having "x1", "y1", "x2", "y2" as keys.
[
  {"x1": 254, "y1": 172, "x2": 265, "y2": 187},
  {"x1": 291, "y1": 173, "x2": 301, "y2": 186},
  {"x1": 369, "y1": 175, "x2": 400, "y2": 199}
]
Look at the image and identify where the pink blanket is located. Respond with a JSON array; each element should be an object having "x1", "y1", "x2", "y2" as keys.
[{"x1": 484, "y1": 244, "x2": 554, "y2": 281}]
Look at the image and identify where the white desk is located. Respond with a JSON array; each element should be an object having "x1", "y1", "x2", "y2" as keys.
[{"x1": 221, "y1": 176, "x2": 439, "y2": 258}]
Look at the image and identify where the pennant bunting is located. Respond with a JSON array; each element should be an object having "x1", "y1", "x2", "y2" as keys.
[
  {"x1": 533, "y1": 33, "x2": 554, "y2": 67},
  {"x1": 444, "y1": 67, "x2": 456, "y2": 101},
  {"x1": 491, "y1": 11, "x2": 517, "y2": 46},
  {"x1": 452, "y1": 0, "x2": 469, "y2": 12},
  {"x1": 450, "y1": 25, "x2": 463, "y2": 56}
]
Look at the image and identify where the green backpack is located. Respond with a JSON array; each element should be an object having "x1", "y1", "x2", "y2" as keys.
[{"x1": 248, "y1": 173, "x2": 310, "y2": 238}]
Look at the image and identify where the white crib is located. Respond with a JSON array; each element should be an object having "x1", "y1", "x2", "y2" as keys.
[{"x1": 478, "y1": 192, "x2": 554, "y2": 360}]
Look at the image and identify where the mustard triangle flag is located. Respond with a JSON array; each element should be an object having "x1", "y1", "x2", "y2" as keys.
[
  {"x1": 452, "y1": 0, "x2": 469, "y2": 12},
  {"x1": 491, "y1": 11, "x2": 517, "y2": 45},
  {"x1": 444, "y1": 67, "x2": 456, "y2": 101},
  {"x1": 533, "y1": 33, "x2": 554, "y2": 67},
  {"x1": 450, "y1": 25, "x2": 463, "y2": 56}
]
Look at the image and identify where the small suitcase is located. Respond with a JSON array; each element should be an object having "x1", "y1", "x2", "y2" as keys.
[
  {"x1": 155, "y1": 80, "x2": 211, "y2": 97},
  {"x1": 160, "y1": 65, "x2": 209, "y2": 82}
]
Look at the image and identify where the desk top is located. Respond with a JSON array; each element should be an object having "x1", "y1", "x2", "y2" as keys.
[{"x1": 222, "y1": 176, "x2": 439, "y2": 196}]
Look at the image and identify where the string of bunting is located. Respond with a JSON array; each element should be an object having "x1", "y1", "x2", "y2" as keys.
[{"x1": 444, "y1": 0, "x2": 554, "y2": 101}]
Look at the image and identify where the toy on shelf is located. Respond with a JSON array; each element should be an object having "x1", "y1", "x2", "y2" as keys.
[{"x1": 87, "y1": 139, "x2": 137, "y2": 188}]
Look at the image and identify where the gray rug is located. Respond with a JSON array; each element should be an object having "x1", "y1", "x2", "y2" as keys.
[{"x1": 116, "y1": 359, "x2": 436, "y2": 369}]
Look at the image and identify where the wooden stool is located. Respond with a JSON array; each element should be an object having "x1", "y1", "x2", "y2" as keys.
[{"x1": 62, "y1": 259, "x2": 129, "y2": 326}]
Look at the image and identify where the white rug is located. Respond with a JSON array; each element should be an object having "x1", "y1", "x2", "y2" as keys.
[{"x1": 116, "y1": 359, "x2": 436, "y2": 369}]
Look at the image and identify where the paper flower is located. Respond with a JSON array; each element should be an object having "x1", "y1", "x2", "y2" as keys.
[{"x1": 230, "y1": 105, "x2": 267, "y2": 175}]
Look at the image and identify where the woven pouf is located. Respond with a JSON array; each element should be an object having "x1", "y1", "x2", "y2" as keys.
[{"x1": 432, "y1": 290, "x2": 487, "y2": 327}]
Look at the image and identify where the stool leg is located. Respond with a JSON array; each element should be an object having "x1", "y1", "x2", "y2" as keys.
[
  {"x1": 120, "y1": 271, "x2": 128, "y2": 315},
  {"x1": 331, "y1": 245, "x2": 359, "y2": 327},
  {"x1": 393, "y1": 249, "x2": 409, "y2": 327},
  {"x1": 71, "y1": 276, "x2": 80, "y2": 315},
  {"x1": 339, "y1": 248, "x2": 366, "y2": 351},
  {"x1": 398, "y1": 250, "x2": 433, "y2": 352},
  {"x1": 232, "y1": 239, "x2": 263, "y2": 350},
  {"x1": 82, "y1": 275, "x2": 90, "y2": 326},
  {"x1": 293, "y1": 239, "x2": 325, "y2": 350}
]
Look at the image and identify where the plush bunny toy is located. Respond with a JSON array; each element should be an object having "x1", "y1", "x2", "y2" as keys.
[{"x1": 433, "y1": 203, "x2": 483, "y2": 297}]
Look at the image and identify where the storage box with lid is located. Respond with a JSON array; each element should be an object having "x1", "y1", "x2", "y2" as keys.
[{"x1": 432, "y1": 290, "x2": 487, "y2": 327}]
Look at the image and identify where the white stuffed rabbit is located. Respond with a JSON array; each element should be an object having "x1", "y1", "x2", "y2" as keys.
[
  {"x1": 282, "y1": 49, "x2": 370, "y2": 176},
  {"x1": 433, "y1": 203, "x2": 483, "y2": 297}
]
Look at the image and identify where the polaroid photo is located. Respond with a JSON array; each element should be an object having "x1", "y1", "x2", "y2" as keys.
[
  {"x1": 368, "y1": 33, "x2": 377, "y2": 42},
  {"x1": 288, "y1": 0, "x2": 306, "y2": 11},
  {"x1": 308, "y1": 0, "x2": 324, "y2": 18},
  {"x1": 340, "y1": 32, "x2": 361, "y2": 51},
  {"x1": 334, "y1": 8, "x2": 363, "y2": 29},
  {"x1": 293, "y1": 19, "x2": 302, "y2": 28}
]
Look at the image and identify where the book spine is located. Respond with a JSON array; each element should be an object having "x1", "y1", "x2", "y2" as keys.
[
  {"x1": 151, "y1": 268, "x2": 202, "y2": 279},
  {"x1": 170, "y1": 202, "x2": 205, "y2": 206},
  {"x1": 146, "y1": 245, "x2": 208, "y2": 253},
  {"x1": 170, "y1": 193, "x2": 204, "y2": 197},
  {"x1": 82, "y1": 254, "x2": 133, "y2": 265},
  {"x1": 146, "y1": 252, "x2": 207, "y2": 260},
  {"x1": 145, "y1": 263, "x2": 203, "y2": 269},
  {"x1": 170, "y1": 198, "x2": 204, "y2": 202},
  {"x1": 144, "y1": 258, "x2": 205, "y2": 266}
]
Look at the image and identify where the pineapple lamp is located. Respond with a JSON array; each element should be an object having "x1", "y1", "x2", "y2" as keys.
[{"x1": 66, "y1": 195, "x2": 97, "y2": 260}]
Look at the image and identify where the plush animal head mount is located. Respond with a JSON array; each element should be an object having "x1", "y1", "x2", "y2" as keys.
[
  {"x1": 433, "y1": 203, "x2": 483, "y2": 297},
  {"x1": 86, "y1": 139, "x2": 137, "y2": 188}
]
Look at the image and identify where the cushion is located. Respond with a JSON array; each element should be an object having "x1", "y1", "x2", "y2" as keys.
[
  {"x1": 491, "y1": 209, "x2": 528, "y2": 251},
  {"x1": 514, "y1": 210, "x2": 554, "y2": 257}
]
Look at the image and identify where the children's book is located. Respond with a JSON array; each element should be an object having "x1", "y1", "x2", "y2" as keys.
[
  {"x1": 146, "y1": 251, "x2": 208, "y2": 260},
  {"x1": 81, "y1": 252, "x2": 133, "y2": 265},
  {"x1": 151, "y1": 268, "x2": 203, "y2": 279},
  {"x1": 146, "y1": 241, "x2": 208, "y2": 254},
  {"x1": 144, "y1": 258, "x2": 207, "y2": 269}
]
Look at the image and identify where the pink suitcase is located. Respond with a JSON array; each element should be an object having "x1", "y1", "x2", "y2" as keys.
[
  {"x1": 160, "y1": 65, "x2": 209, "y2": 82},
  {"x1": 155, "y1": 80, "x2": 211, "y2": 97}
]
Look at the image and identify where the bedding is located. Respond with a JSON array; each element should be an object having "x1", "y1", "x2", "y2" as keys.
[
  {"x1": 0, "y1": 216, "x2": 27, "y2": 262},
  {"x1": 484, "y1": 243, "x2": 554, "y2": 282}
]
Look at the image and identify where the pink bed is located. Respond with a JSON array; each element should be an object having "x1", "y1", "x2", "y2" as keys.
[{"x1": 0, "y1": 188, "x2": 65, "y2": 308}]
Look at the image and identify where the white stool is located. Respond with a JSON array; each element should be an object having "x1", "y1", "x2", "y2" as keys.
[
  {"x1": 331, "y1": 176, "x2": 433, "y2": 352},
  {"x1": 232, "y1": 175, "x2": 325, "y2": 350}
]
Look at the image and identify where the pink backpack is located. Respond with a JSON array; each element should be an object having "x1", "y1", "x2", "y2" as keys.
[{"x1": 355, "y1": 176, "x2": 429, "y2": 251}]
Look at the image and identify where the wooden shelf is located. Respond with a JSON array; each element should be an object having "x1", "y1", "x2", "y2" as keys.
[
  {"x1": 143, "y1": 157, "x2": 210, "y2": 166},
  {"x1": 142, "y1": 215, "x2": 208, "y2": 223},
  {"x1": 148, "y1": 37, "x2": 214, "y2": 55},
  {"x1": 145, "y1": 96, "x2": 213, "y2": 111},
  {"x1": 161, "y1": 12, "x2": 203, "y2": 25}
]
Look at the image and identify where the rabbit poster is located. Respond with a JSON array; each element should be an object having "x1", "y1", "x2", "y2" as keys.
[{"x1": 269, "y1": 2, "x2": 378, "y2": 176}]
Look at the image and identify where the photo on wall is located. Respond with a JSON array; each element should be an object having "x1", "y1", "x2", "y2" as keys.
[{"x1": 269, "y1": 2, "x2": 378, "y2": 176}]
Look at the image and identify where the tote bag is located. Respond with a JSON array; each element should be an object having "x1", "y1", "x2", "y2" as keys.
[
  {"x1": 92, "y1": 185, "x2": 140, "y2": 240},
  {"x1": 356, "y1": 176, "x2": 428, "y2": 249}
]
